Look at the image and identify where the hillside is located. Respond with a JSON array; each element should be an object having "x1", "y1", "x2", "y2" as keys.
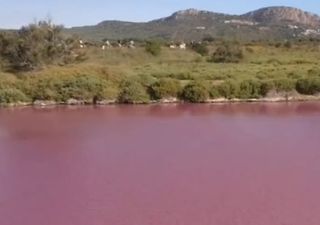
[
  {"x1": 66, "y1": 6, "x2": 320, "y2": 41},
  {"x1": 243, "y1": 6, "x2": 320, "y2": 26}
]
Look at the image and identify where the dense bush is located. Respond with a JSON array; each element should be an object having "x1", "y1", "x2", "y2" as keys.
[
  {"x1": 24, "y1": 74, "x2": 118, "y2": 102},
  {"x1": 181, "y1": 81, "x2": 209, "y2": 103},
  {"x1": 0, "y1": 88, "x2": 29, "y2": 104},
  {"x1": 145, "y1": 41, "x2": 161, "y2": 56},
  {"x1": 202, "y1": 35, "x2": 215, "y2": 43},
  {"x1": 0, "y1": 21, "x2": 79, "y2": 71},
  {"x1": 150, "y1": 78, "x2": 181, "y2": 100},
  {"x1": 25, "y1": 77, "x2": 59, "y2": 101},
  {"x1": 64, "y1": 75, "x2": 116, "y2": 102},
  {"x1": 169, "y1": 72, "x2": 194, "y2": 80},
  {"x1": 191, "y1": 43, "x2": 209, "y2": 56},
  {"x1": 209, "y1": 86, "x2": 221, "y2": 99},
  {"x1": 0, "y1": 74, "x2": 20, "y2": 89},
  {"x1": 296, "y1": 78, "x2": 320, "y2": 95},
  {"x1": 118, "y1": 79, "x2": 150, "y2": 103},
  {"x1": 209, "y1": 44, "x2": 243, "y2": 63},
  {"x1": 238, "y1": 80, "x2": 262, "y2": 99},
  {"x1": 283, "y1": 41, "x2": 292, "y2": 48},
  {"x1": 275, "y1": 42, "x2": 282, "y2": 48},
  {"x1": 260, "y1": 81, "x2": 275, "y2": 97},
  {"x1": 273, "y1": 79, "x2": 295, "y2": 92},
  {"x1": 135, "y1": 74, "x2": 157, "y2": 87},
  {"x1": 95, "y1": 82, "x2": 119, "y2": 102},
  {"x1": 55, "y1": 75, "x2": 107, "y2": 102},
  {"x1": 217, "y1": 81, "x2": 240, "y2": 99}
]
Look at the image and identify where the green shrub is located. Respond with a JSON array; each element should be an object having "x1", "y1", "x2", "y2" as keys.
[
  {"x1": 24, "y1": 74, "x2": 116, "y2": 102},
  {"x1": 24, "y1": 76, "x2": 60, "y2": 101},
  {"x1": 95, "y1": 82, "x2": 119, "y2": 101},
  {"x1": 275, "y1": 43, "x2": 282, "y2": 48},
  {"x1": 307, "y1": 68, "x2": 320, "y2": 77},
  {"x1": 145, "y1": 41, "x2": 161, "y2": 56},
  {"x1": 191, "y1": 43, "x2": 209, "y2": 56},
  {"x1": 209, "y1": 86, "x2": 221, "y2": 99},
  {"x1": 0, "y1": 21, "x2": 78, "y2": 71},
  {"x1": 245, "y1": 47, "x2": 254, "y2": 53},
  {"x1": 266, "y1": 58, "x2": 282, "y2": 65},
  {"x1": 0, "y1": 74, "x2": 20, "y2": 89},
  {"x1": 118, "y1": 79, "x2": 150, "y2": 103},
  {"x1": 218, "y1": 81, "x2": 240, "y2": 99},
  {"x1": 284, "y1": 41, "x2": 292, "y2": 48},
  {"x1": 296, "y1": 78, "x2": 320, "y2": 95},
  {"x1": 150, "y1": 78, "x2": 181, "y2": 100},
  {"x1": 0, "y1": 88, "x2": 29, "y2": 104},
  {"x1": 287, "y1": 72, "x2": 301, "y2": 80},
  {"x1": 136, "y1": 74, "x2": 157, "y2": 87},
  {"x1": 181, "y1": 81, "x2": 209, "y2": 103},
  {"x1": 209, "y1": 44, "x2": 243, "y2": 63},
  {"x1": 202, "y1": 35, "x2": 215, "y2": 43},
  {"x1": 238, "y1": 80, "x2": 262, "y2": 99},
  {"x1": 65, "y1": 75, "x2": 95, "y2": 99},
  {"x1": 273, "y1": 79, "x2": 295, "y2": 92},
  {"x1": 58, "y1": 75, "x2": 118, "y2": 102},
  {"x1": 169, "y1": 73, "x2": 193, "y2": 80},
  {"x1": 260, "y1": 81, "x2": 275, "y2": 97}
]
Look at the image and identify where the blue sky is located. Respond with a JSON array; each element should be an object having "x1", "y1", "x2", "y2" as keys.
[{"x1": 1, "y1": 0, "x2": 319, "y2": 28}]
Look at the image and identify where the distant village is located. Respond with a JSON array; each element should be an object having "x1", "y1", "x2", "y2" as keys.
[{"x1": 78, "y1": 39, "x2": 189, "y2": 50}]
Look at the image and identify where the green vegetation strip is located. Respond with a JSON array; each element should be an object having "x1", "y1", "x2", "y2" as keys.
[{"x1": 1, "y1": 21, "x2": 320, "y2": 105}]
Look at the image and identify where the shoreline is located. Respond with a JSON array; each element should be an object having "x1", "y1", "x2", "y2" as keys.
[{"x1": 2, "y1": 95, "x2": 320, "y2": 108}]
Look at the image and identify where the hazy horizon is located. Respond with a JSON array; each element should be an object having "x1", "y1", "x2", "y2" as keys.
[{"x1": 1, "y1": 0, "x2": 320, "y2": 29}]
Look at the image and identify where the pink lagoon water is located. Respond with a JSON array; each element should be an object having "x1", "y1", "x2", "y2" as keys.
[{"x1": 0, "y1": 102, "x2": 320, "y2": 225}]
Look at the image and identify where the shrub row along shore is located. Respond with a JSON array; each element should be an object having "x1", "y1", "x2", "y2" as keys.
[
  {"x1": 1, "y1": 74, "x2": 320, "y2": 107},
  {"x1": 1, "y1": 21, "x2": 320, "y2": 107}
]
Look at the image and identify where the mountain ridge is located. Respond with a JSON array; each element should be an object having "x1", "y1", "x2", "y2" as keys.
[{"x1": 66, "y1": 6, "x2": 320, "y2": 41}]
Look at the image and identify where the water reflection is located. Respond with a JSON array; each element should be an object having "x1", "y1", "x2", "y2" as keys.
[{"x1": 1, "y1": 102, "x2": 319, "y2": 119}]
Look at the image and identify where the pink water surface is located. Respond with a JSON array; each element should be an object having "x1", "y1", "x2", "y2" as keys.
[{"x1": 0, "y1": 102, "x2": 320, "y2": 225}]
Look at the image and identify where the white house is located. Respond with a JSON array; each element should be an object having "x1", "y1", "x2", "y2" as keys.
[
  {"x1": 129, "y1": 40, "x2": 135, "y2": 48},
  {"x1": 179, "y1": 43, "x2": 186, "y2": 50},
  {"x1": 105, "y1": 40, "x2": 111, "y2": 47}
]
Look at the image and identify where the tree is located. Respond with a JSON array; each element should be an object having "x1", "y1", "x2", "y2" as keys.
[{"x1": 0, "y1": 20, "x2": 78, "y2": 71}]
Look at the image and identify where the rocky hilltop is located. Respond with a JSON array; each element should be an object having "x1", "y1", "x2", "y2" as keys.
[
  {"x1": 243, "y1": 6, "x2": 320, "y2": 26},
  {"x1": 66, "y1": 6, "x2": 320, "y2": 41}
]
